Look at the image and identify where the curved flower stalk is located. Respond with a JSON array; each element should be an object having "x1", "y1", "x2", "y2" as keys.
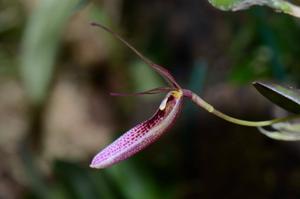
[{"x1": 90, "y1": 23, "x2": 300, "y2": 169}]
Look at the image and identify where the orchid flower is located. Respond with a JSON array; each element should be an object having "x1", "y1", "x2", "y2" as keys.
[{"x1": 90, "y1": 23, "x2": 299, "y2": 169}]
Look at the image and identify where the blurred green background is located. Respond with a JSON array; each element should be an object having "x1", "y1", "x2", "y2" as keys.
[{"x1": 1, "y1": 0, "x2": 300, "y2": 198}]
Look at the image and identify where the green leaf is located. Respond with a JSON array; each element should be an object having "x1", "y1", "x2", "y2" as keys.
[
  {"x1": 258, "y1": 122, "x2": 300, "y2": 141},
  {"x1": 253, "y1": 81, "x2": 300, "y2": 114},
  {"x1": 208, "y1": 0, "x2": 300, "y2": 18},
  {"x1": 20, "y1": 0, "x2": 78, "y2": 105}
]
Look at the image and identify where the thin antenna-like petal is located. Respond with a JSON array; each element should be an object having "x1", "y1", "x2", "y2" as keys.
[
  {"x1": 90, "y1": 90, "x2": 183, "y2": 169},
  {"x1": 110, "y1": 87, "x2": 172, "y2": 96},
  {"x1": 90, "y1": 22, "x2": 181, "y2": 89}
]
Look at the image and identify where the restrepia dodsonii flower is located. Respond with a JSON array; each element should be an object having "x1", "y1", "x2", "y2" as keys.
[
  {"x1": 90, "y1": 23, "x2": 186, "y2": 169},
  {"x1": 90, "y1": 23, "x2": 300, "y2": 169}
]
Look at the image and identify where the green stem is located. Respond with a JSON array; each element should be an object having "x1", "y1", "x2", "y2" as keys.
[{"x1": 189, "y1": 91, "x2": 300, "y2": 127}]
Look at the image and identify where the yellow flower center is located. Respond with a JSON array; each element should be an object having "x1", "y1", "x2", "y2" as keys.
[{"x1": 171, "y1": 90, "x2": 183, "y2": 99}]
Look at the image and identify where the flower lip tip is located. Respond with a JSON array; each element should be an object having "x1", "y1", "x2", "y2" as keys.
[
  {"x1": 90, "y1": 157, "x2": 110, "y2": 169},
  {"x1": 89, "y1": 164, "x2": 95, "y2": 168},
  {"x1": 89, "y1": 162, "x2": 104, "y2": 169},
  {"x1": 89, "y1": 158, "x2": 103, "y2": 169}
]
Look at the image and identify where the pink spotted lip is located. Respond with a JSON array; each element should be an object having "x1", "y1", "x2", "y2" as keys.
[{"x1": 90, "y1": 90, "x2": 183, "y2": 169}]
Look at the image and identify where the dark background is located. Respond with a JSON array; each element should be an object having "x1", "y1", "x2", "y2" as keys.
[{"x1": 1, "y1": 0, "x2": 300, "y2": 198}]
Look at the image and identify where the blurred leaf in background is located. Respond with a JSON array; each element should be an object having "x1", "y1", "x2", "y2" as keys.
[{"x1": 20, "y1": 0, "x2": 78, "y2": 105}]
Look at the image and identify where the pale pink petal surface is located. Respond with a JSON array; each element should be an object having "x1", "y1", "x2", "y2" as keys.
[{"x1": 90, "y1": 90, "x2": 183, "y2": 169}]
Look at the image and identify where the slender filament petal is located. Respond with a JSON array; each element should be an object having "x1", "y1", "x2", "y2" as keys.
[
  {"x1": 110, "y1": 87, "x2": 172, "y2": 96},
  {"x1": 90, "y1": 22, "x2": 181, "y2": 89}
]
